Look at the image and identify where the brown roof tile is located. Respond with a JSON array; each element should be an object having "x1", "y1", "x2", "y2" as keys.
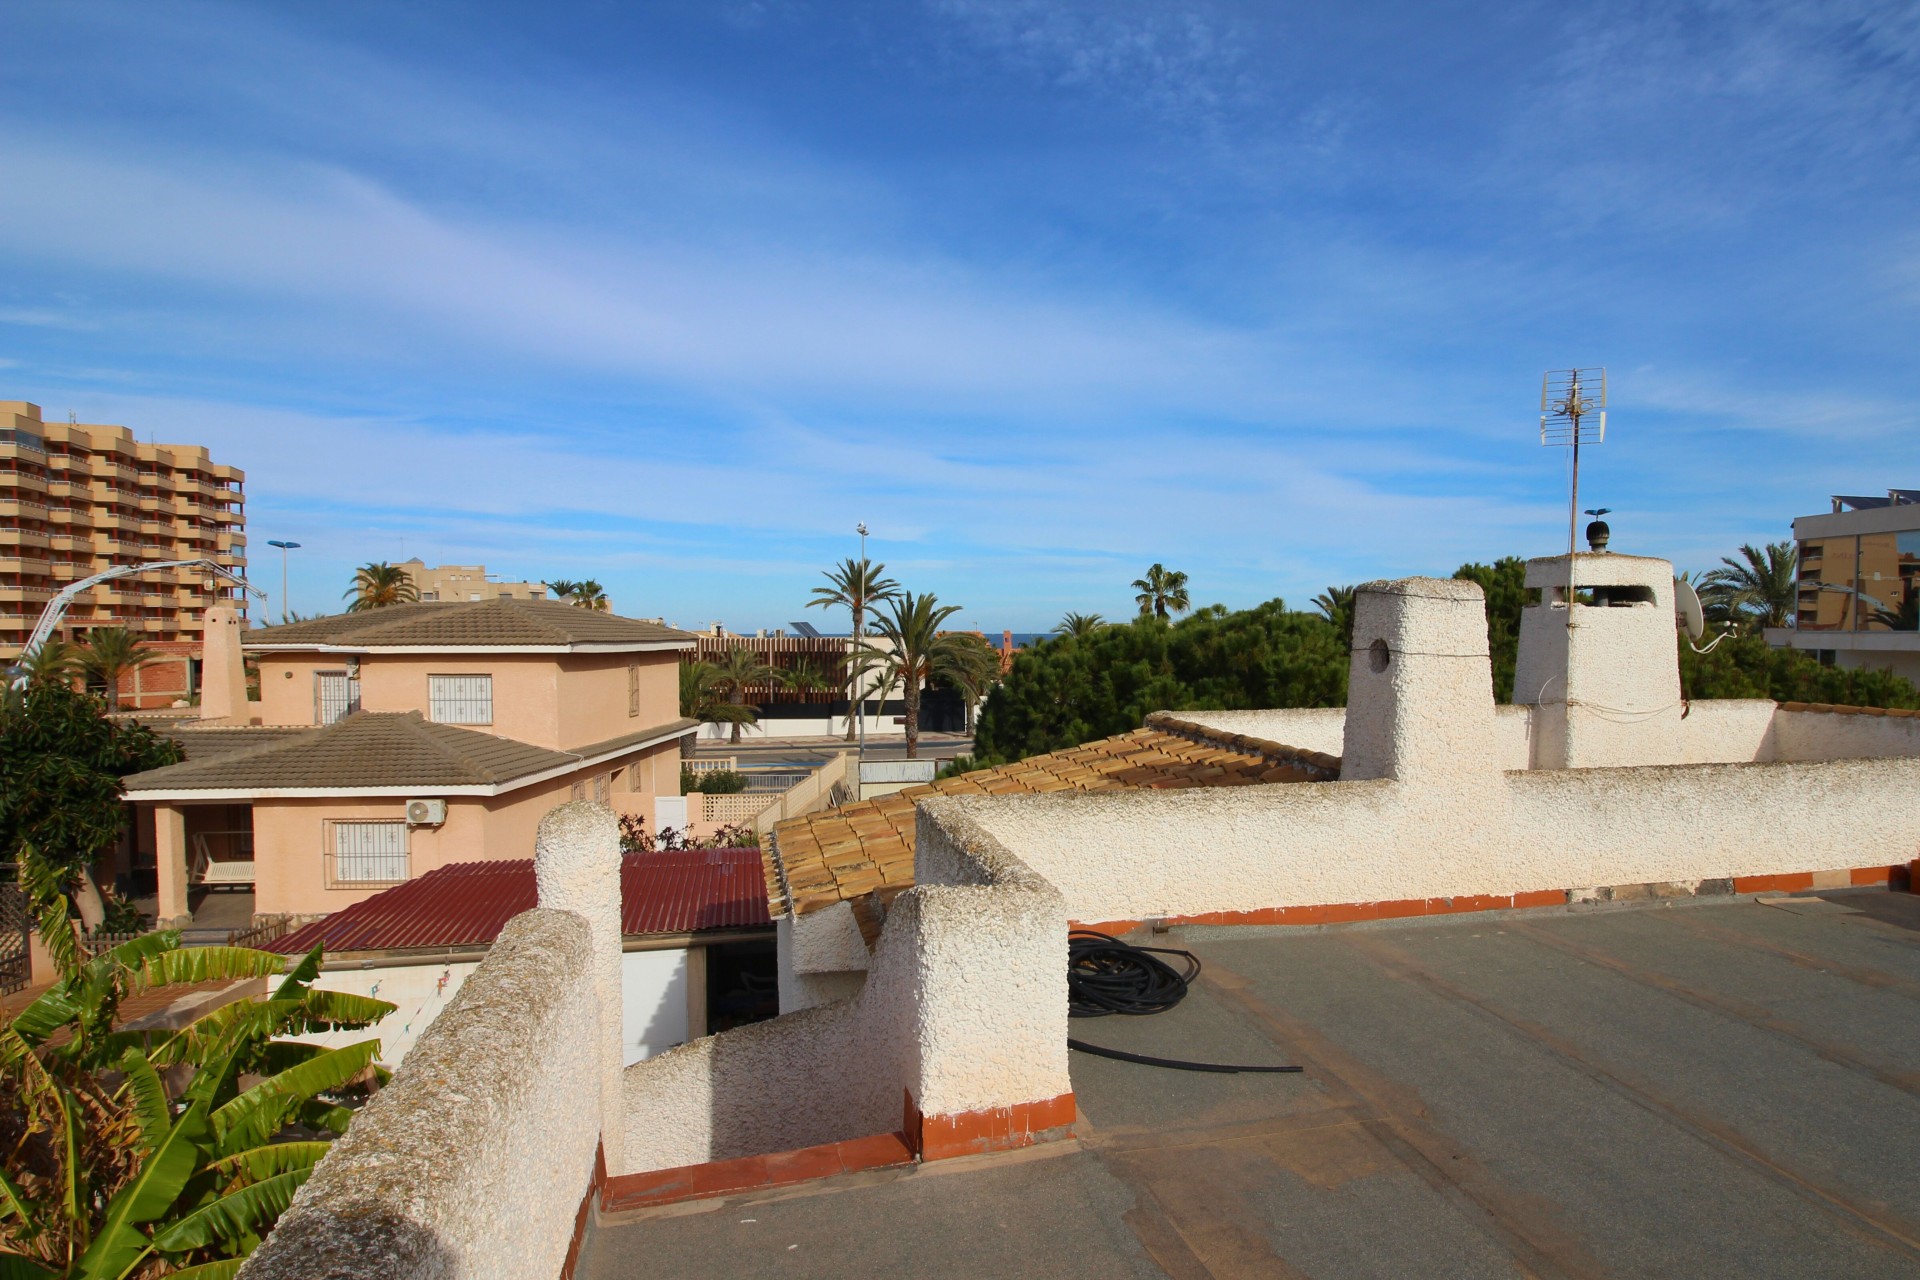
[
  {"x1": 765, "y1": 715, "x2": 1341, "y2": 920},
  {"x1": 122, "y1": 712, "x2": 687, "y2": 794},
  {"x1": 246, "y1": 599, "x2": 697, "y2": 651}
]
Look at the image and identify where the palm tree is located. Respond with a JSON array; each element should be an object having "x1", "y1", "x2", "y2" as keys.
[
  {"x1": 932, "y1": 632, "x2": 1002, "y2": 736},
  {"x1": 344, "y1": 562, "x2": 419, "y2": 611},
  {"x1": 859, "y1": 590, "x2": 967, "y2": 759},
  {"x1": 807, "y1": 558, "x2": 900, "y2": 741},
  {"x1": 569, "y1": 580, "x2": 610, "y2": 611},
  {"x1": 782, "y1": 660, "x2": 835, "y2": 699},
  {"x1": 679, "y1": 659, "x2": 759, "y2": 753},
  {"x1": 17, "y1": 637, "x2": 81, "y2": 687},
  {"x1": 1053, "y1": 612, "x2": 1105, "y2": 638},
  {"x1": 1312, "y1": 585, "x2": 1356, "y2": 648},
  {"x1": 1700, "y1": 542, "x2": 1797, "y2": 630},
  {"x1": 708, "y1": 648, "x2": 781, "y2": 745},
  {"x1": 77, "y1": 627, "x2": 156, "y2": 712},
  {"x1": 545, "y1": 577, "x2": 580, "y2": 602},
  {"x1": 1132, "y1": 564, "x2": 1191, "y2": 620}
]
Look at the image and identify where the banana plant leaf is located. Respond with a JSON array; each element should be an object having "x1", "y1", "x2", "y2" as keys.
[
  {"x1": 205, "y1": 1141, "x2": 330, "y2": 1185},
  {"x1": 72, "y1": 1100, "x2": 211, "y2": 1280},
  {"x1": 0, "y1": 1253, "x2": 58, "y2": 1278},
  {"x1": 212, "y1": 1041, "x2": 380, "y2": 1155},
  {"x1": 136, "y1": 946, "x2": 285, "y2": 991},
  {"x1": 165, "y1": 1261, "x2": 244, "y2": 1279},
  {"x1": 118, "y1": 1050, "x2": 172, "y2": 1154},
  {"x1": 152, "y1": 1167, "x2": 313, "y2": 1252}
]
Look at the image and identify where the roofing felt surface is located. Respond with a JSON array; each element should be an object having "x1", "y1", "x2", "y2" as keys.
[
  {"x1": 592, "y1": 889, "x2": 1920, "y2": 1280},
  {"x1": 765, "y1": 713, "x2": 1338, "y2": 932},
  {"x1": 123, "y1": 712, "x2": 575, "y2": 792},
  {"x1": 275, "y1": 847, "x2": 771, "y2": 954},
  {"x1": 246, "y1": 599, "x2": 697, "y2": 649}
]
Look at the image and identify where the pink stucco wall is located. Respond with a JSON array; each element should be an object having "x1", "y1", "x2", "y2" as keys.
[
  {"x1": 251, "y1": 650, "x2": 680, "y2": 751},
  {"x1": 239, "y1": 739, "x2": 681, "y2": 917}
]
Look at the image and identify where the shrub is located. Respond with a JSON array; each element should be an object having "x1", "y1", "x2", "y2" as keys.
[{"x1": 680, "y1": 767, "x2": 747, "y2": 794}]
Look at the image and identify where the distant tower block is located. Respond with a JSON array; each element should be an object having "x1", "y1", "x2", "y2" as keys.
[
  {"x1": 1343, "y1": 578, "x2": 1499, "y2": 786},
  {"x1": 1513, "y1": 553, "x2": 1682, "y2": 769}
]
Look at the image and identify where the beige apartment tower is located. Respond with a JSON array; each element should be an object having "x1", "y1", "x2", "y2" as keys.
[
  {"x1": 398, "y1": 559, "x2": 550, "y2": 604},
  {"x1": 1, "y1": 400, "x2": 247, "y2": 707}
]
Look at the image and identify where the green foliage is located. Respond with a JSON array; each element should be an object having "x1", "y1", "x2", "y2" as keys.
[
  {"x1": 976, "y1": 600, "x2": 1347, "y2": 764},
  {"x1": 681, "y1": 767, "x2": 747, "y2": 794},
  {"x1": 75, "y1": 630, "x2": 157, "y2": 715},
  {"x1": 0, "y1": 681, "x2": 181, "y2": 878},
  {"x1": 343, "y1": 562, "x2": 417, "y2": 611},
  {"x1": 0, "y1": 852, "x2": 393, "y2": 1276},
  {"x1": 933, "y1": 754, "x2": 980, "y2": 780},
  {"x1": 1678, "y1": 633, "x2": 1920, "y2": 707},
  {"x1": 1450, "y1": 557, "x2": 1529, "y2": 702},
  {"x1": 858, "y1": 590, "x2": 969, "y2": 758},
  {"x1": 1130, "y1": 564, "x2": 1191, "y2": 620}
]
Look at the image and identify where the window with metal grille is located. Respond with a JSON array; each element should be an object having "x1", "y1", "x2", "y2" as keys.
[
  {"x1": 315, "y1": 671, "x2": 360, "y2": 725},
  {"x1": 428, "y1": 674, "x2": 492, "y2": 724},
  {"x1": 627, "y1": 662, "x2": 640, "y2": 717},
  {"x1": 329, "y1": 821, "x2": 408, "y2": 884}
]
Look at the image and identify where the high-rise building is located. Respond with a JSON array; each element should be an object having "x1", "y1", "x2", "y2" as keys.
[
  {"x1": 1772, "y1": 489, "x2": 1920, "y2": 684},
  {"x1": 1, "y1": 400, "x2": 248, "y2": 706}
]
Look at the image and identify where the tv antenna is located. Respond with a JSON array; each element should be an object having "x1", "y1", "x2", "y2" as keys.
[{"x1": 1540, "y1": 368, "x2": 1606, "y2": 556}]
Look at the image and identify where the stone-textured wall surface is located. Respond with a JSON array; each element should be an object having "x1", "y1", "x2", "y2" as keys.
[
  {"x1": 240, "y1": 910, "x2": 601, "y2": 1280},
  {"x1": 1774, "y1": 706, "x2": 1920, "y2": 762},
  {"x1": 1675, "y1": 699, "x2": 1776, "y2": 764},
  {"x1": 930, "y1": 751, "x2": 1920, "y2": 926},
  {"x1": 619, "y1": 802, "x2": 1067, "y2": 1174}
]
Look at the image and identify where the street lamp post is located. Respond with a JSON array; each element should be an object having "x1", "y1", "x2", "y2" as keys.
[{"x1": 266, "y1": 540, "x2": 301, "y2": 624}]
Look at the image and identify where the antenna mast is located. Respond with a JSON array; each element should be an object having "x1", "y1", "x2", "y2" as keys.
[{"x1": 1540, "y1": 368, "x2": 1607, "y2": 555}]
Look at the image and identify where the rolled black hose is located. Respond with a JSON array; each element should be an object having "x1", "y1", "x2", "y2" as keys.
[{"x1": 1066, "y1": 929, "x2": 1303, "y2": 1075}]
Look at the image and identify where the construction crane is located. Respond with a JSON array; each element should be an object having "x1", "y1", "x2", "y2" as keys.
[{"x1": 8, "y1": 559, "x2": 266, "y2": 692}]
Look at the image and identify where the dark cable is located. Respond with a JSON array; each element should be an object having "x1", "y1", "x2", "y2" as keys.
[{"x1": 1065, "y1": 930, "x2": 1303, "y2": 1075}]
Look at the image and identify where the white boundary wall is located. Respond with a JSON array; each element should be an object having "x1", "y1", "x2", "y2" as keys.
[
  {"x1": 241, "y1": 910, "x2": 602, "y2": 1280},
  {"x1": 617, "y1": 800, "x2": 1068, "y2": 1175}
]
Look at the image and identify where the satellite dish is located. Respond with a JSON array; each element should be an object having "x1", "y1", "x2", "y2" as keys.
[{"x1": 1674, "y1": 577, "x2": 1705, "y2": 641}]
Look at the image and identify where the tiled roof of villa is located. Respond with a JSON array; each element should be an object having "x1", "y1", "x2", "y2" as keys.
[
  {"x1": 122, "y1": 712, "x2": 694, "y2": 795},
  {"x1": 766, "y1": 712, "x2": 1338, "y2": 936},
  {"x1": 245, "y1": 599, "x2": 696, "y2": 650}
]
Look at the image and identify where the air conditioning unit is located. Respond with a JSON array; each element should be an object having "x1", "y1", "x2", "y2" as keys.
[{"x1": 406, "y1": 798, "x2": 447, "y2": 827}]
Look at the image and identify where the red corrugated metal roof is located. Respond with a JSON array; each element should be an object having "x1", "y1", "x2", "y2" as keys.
[{"x1": 274, "y1": 848, "x2": 770, "y2": 955}]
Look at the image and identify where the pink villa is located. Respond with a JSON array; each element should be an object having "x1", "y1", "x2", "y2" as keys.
[{"x1": 120, "y1": 600, "x2": 697, "y2": 927}]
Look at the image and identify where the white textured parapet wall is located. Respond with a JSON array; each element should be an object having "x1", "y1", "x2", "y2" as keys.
[
  {"x1": 912, "y1": 574, "x2": 1920, "y2": 927},
  {"x1": 618, "y1": 800, "x2": 1068, "y2": 1173},
  {"x1": 240, "y1": 910, "x2": 602, "y2": 1280},
  {"x1": 534, "y1": 800, "x2": 626, "y2": 1174}
]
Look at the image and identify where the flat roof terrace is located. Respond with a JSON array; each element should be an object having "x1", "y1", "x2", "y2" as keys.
[{"x1": 586, "y1": 888, "x2": 1920, "y2": 1279}]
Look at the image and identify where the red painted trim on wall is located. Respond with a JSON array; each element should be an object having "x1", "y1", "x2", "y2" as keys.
[
  {"x1": 902, "y1": 1089, "x2": 1077, "y2": 1162},
  {"x1": 1073, "y1": 867, "x2": 1907, "y2": 935},
  {"x1": 599, "y1": 1131, "x2": 914, "y2": 1213}
]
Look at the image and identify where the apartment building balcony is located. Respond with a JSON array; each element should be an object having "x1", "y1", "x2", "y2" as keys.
[
  {"x1": 0, "y1": 585, "x2": 56, "y2": 605},
  {"x1": 0, "y1": 528, "x2": 52, "y2": 551},
  {"x1": 0, "y1": 556, "x2": 52, "y2": 577},
  {"x1": 0, "y1": 495, "x2": 50, "y2": 519},
  {"x1": 0, "y1": 441, "x2": 47, "y2": 465},
  {"x1": 2, "y1": 471, "x2": 50, "y2": 496},
  {"x1": 46, "y1": 454, "x2": 93, "y2": 478},
  {"x1": 46, "y1": 505, "x2": 94, "y2": 527}
]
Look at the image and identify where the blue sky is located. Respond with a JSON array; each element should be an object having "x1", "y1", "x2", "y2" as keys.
[{"x1": 2, "y1": 1, "x2": 1916, "y2": 631}]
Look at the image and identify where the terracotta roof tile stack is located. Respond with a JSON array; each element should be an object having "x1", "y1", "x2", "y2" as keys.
[{"x1": 768, "y1": 712, "x2": 1339, "y2": 942}]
